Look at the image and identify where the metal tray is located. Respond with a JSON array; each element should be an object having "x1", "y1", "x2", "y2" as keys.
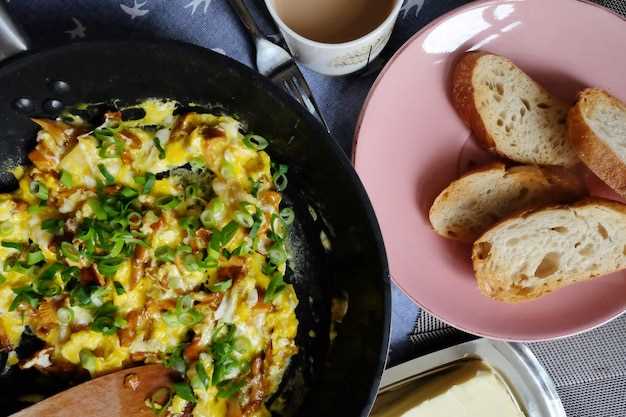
[{"x1": 377, "y1": 339, "x2": 566, "y2": 417}]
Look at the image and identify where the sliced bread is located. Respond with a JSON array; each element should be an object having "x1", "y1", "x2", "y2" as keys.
[
  {"x1": 429, "y1": 162, "x2": 586, "y2": 242},
  {"x1": 472, "y1": 198, "x2": 626, "y2": 303},
  {"x1": 568, "y1": 88, "x2": 626, "y2": 199},
  {"x1": 452, "y1": 52, "x2": 578, "y2": 167}
]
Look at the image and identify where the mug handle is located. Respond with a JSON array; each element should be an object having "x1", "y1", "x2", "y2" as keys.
[{"x1": 0, "y1": 3, "x2": 30, "y2": 61}]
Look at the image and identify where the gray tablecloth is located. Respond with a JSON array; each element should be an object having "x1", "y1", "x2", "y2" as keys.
[{"x1": 4, "y1": 1, "x2": 626, "y2": 416}]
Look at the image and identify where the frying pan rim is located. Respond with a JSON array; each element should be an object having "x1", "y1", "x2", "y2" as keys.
[{"x1": 0, "y1": 38, "x2": 392, "y2": 416}]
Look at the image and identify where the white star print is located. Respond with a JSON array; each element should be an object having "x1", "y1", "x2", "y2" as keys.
[
  {"x1": 65, "y1": 17, "x2": 86, "y2": 39},
  {"x1": 185, "y1": 0, "x2": 212, "y2": 15}
]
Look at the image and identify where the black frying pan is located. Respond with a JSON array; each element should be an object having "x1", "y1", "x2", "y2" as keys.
[{"x1": 0, "y1": 6, "x2": 390, "y2": 417}]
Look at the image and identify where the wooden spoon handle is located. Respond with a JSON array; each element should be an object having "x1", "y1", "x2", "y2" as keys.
[{"x1": 10, "y1": 365, "x2": 174, "y2": 417}]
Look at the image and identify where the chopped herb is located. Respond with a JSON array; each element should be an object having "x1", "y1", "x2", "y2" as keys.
[
  {"x1": 264, "y1": 272, "x2": 286, "y2": 303},
  {"x1": 272, "y1": 164, "x2": 288, "y2": 192},
  {"x1": 164, "y1": 345, "x2": 187, "y2": 373},
  {"x1": 155, "y1": 246, "x2": 176, "y2": 263},
  {"x1": 1, "y1": 241, "x2": 24, "y2": 251},
  {"x1": 153, "y1": 137, "x2": 166, "y2": 159},
  {"x1": 9, "y1": 286, "x2": 41, "y2": 311},
  {"x1": 96, "y1": 257, "x2": 125, "y2": 278},
  {"x1": 172, "y1": 382, "x2": 196, "y2": 403},
  {"x1": 156, "y1": 196, "x2": 181, "y2": 210},
  {"x1": 196, "y1": 362, "x2": 209, "y2": 389},
  {"x1": 114, "y1": 281, "x2": 126, "y2": 295},
  {"x1": 42, "y1": 218, "x2": 64, "y2": 235},
  {"x1": 26, "y1": 251, "x2": 45, "y2": 266},
  {"x1": 97, "y1": 164, "x2": 115, "y2": 185},
  {"x1": 208, "y1": 279, "x2": 232, "y2": 293},
  {"x1": 60, "y1": 170, "x2": 73, "y2": 188},
  {"x1": 243, "y1": 134, "x2": 269, "y2": 151},
  {"x1": 30, "y1": 181, "x2": 48, "y2": 200},
  {"x1": 217, "y1": 380, "x2": 245, "y2": 398}
]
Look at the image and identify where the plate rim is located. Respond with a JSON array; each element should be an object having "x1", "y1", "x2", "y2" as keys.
[{"x1": 352, "y1": 0, "x2": 626, "y2": 341}]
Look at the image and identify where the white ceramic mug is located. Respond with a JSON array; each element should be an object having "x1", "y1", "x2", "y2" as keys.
[{"x1": 264, "y1": 0, "x2": 403, "y2": 76}]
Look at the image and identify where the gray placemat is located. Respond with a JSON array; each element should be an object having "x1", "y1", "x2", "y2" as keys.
[{"x1": 410, "y1": 312, "x2": 626, "y2": 417}]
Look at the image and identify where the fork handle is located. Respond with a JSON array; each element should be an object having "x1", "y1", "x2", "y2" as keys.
[{"x1": 227, "y1": 0, "x2": 265, "y2": 42}]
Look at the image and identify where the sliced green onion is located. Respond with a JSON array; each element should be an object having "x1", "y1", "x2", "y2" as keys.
[
  {"x1": 79, "y1": 349, "x2": 97, "y2": 374},
  {"x1": 26, "y1": 251, "x2": 44, "y2": 266},
  {"x1": 97, "y1": 257, "x2": 125, "y2": 278},
  {"x1": 91, "y1": 315, "x2": 115, "y2": 334},
  {"x1": 233, "y1": 211, "x2": 254, "y2": 228},
  {"x1": 153, "y1": 137, "x2": 166, "y2": 159},
  {"x1": 201, "y1": 198, "x2": 225, "y2": 227},
  {"x1": 42, "y1": 218, "x2": 63, "y2": 235},
  {"x1": 88, "y1": 198, "x2": 107, "y2": 220},
  {"x1": 274, "y1": 174, "x2": 288, "y2": 191},
  {"x1": 144, "y1": 173, "x2": 156, "y2": 194},
  {"x1": 178, "y1": 309, "x2": 204, "y2": 326},
  {"x1": 280, "y1": 207, "x2": 295, "y2": 225},
  {"x1": 93, "y1": 128, "x2": 114, "y2": 142},
  {"x1": 60, "y1": 170, "x2": 73, "y2": 188},
  {"x1": 208, "y1": 279, "x2": 232, "y2": 293},
  {"x1": 220, "y1": 221, "x2": 239, "y2": 246},
  {"x1": 243, "y1": 134, "x2": 269, "y2": 150},
  {"x1": 30, "y1": 181, "x2": 48, "y2": 200},
  {"x1": 195, "y1": 362, "x2": 210, "y2": 389},
  {"x1": 217, "y1": 380, "x2": 245, "y2": 399},
  {"x1": 9, "y1": 286, "x2": 40, "y2": 311},
  {"x1": 272, "y1": 164, "x2": 289, "y2": 192},
  {"x1": 120, "y1": 187, "x2": 138, "y2": 198},
  {"x1": 39, "y1": 263, "x2": 65, "y2": 281},
  {"x1": 264, "y1": 272, "x2": 286, "y2": 303},
  {"x1": 155, "y1": 246, "x2": 176, "y2": 263},
  {"x1": 162, "y1": 311, "x2": 179, "y2": 327},
  {"x1": 125, "y1": 213, "x2": 141, "y2": 229},
  {"x1": 34, "y1": 281, "x2": 61, "y2": 297},
  {"x1": 185, "y1": 184, "x2": 200, "y2": 200},
  {"x1": 70, "y1": 285, "x2": 93, "y2": 307},
  {"x1": 156, "y1": 196, "x2": 181, "y2": 210},
  {"x1": 182, "y1": 254, "x2": 202, "y2": 272},
  {"x1": 268, "y1": 243, "x2": 288, "y2": 265},
  {"x1": 114, "y1": 281, "x2": 126, "y2": 295},
  {"x1": 57, "y1": 307, "x2": 74, "y2": 325},
  {"x1": 61, "y1": 266, "x2": 80, "y2": 284},
  {"x1": 97, "y1": 164, "x2": 115, "y2": 185},
  {"x1": 179, "y1": 295, "x2": 194, "y2": 312},
  {"x1": 28, "y1": 205, "x2": 44, "y2": 214},
  {"x1": 172, "y1": 382, "x2": 196, "y2": 403},
  {"x1": 0, "y1": 274, "x2": 5, "y2": 285},
  {"x1": 60, "y1": 242, "x2": 80, "y2": 262}
]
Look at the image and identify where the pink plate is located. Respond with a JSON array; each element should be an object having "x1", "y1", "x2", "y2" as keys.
[{"x1": 354, "y1": 0, "x2": 626, "y2": 341}]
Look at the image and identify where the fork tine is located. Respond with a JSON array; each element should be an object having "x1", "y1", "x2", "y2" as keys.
[{"x1": 282, "y1": 79, "x2": 303, "y2": 106}]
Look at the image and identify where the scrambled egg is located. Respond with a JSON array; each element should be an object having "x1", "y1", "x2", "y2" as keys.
[{"x1": 0, "y1": 100, "x2": 298, "y2": 417}]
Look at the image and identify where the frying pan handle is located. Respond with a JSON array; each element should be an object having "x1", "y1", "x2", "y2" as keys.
[
  {"x1": 227, "y1": 0, "x2": 265, "y2": 42},
  {"x1": 0, "y1": 2, "x2": 29, "y2": 62}
]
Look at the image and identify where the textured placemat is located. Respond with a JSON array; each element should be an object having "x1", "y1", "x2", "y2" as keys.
[{"x1": 410, "y1": 312, "x2": 626, "y2": 417}]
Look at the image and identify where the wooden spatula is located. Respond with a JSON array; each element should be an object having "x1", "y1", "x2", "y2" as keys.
[{"x1": 10, "y1": 365, "x2": 175, "y2": 417}]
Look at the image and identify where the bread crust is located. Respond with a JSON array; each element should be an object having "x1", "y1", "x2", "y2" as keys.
[
  {"x1": 451, "y1": 51, "x2": 497, "y2": 152},
  {"x1": 429, "y1": 162, "x2": 586, "y2": 242},
  {"x1": 568, "y1": 88, "x2": 626, "y2": 199},
  {"x1": 472, "y1": 197, "x2": 626, "y2": 302}
]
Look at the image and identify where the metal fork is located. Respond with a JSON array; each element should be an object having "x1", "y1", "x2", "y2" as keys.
[{"x1": 227, "y1": 0, "x2": 330, "y2": 133}]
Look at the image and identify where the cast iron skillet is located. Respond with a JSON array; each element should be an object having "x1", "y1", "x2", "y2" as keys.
[{"x1": 0, "y1": 9, "x2": 391, "y2": 417}]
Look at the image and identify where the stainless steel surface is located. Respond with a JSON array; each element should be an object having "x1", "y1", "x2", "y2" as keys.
[
  {"x1": 226, "y1": 0, "x2": 330, "y2": 133},
  {"x1": 0, "y1": 3, "x2": 29, "y2": 61},
  {"x1": 379, "y1": 339, "x2": 567, "y2": 417}
]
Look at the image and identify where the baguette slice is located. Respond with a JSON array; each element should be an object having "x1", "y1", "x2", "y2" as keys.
[
  {"x1": 472, "y1": 198, "x2": 626, "y2": 303},
  {"x1": 429, "y1": 162, "x2": 587, "y2": 242},
  {"x1": 452, "y1": 52, "x2": 578, "y2": 167},
  {"x1": 568, "y1": 88, "x2": 626, "y2": 199}
]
